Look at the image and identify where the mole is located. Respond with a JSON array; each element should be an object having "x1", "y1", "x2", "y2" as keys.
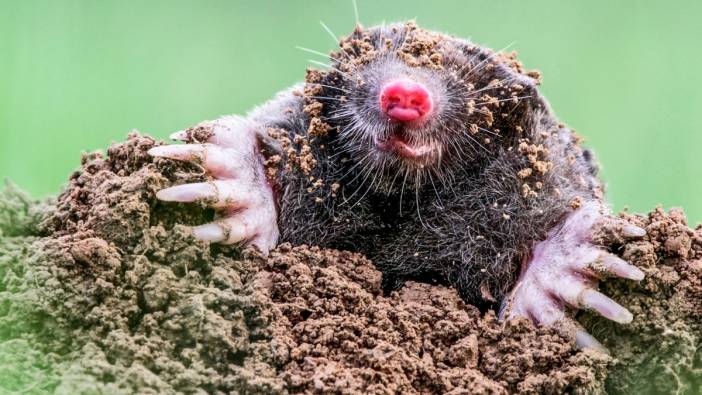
[{"x1": 148, "y1": 22, "x2": 646, "y2": 348}]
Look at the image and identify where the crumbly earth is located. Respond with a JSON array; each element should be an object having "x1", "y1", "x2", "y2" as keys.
[
  {"x1": 258, "y1": 245, "x2": 608, "y2": 394},
  {"x1": 1, "y1": 134, "x2": 284, "y2": 394},
  {"x1": 580, "y1": 208, "x2": 702, "y2": 394},
  {"x1": 0, "y1": 133, "x2": 699, "y2": 394}
]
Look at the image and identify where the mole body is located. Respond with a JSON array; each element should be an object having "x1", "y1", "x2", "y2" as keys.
[{"x1": 149, "y1": 22, "x2": 646, "y2": 348}]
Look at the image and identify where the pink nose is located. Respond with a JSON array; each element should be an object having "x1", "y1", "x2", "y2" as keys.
[{"x1": 379, "y1": 78, "x2": 433, "y2": 122}]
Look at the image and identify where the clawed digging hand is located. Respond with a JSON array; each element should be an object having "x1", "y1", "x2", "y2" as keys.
[
  {"x1": 149, "y1": 116, "x2": 279, "y2": 253},
  {"x1": 501, "y1": 202, "x2": 646, "y2": 349}
]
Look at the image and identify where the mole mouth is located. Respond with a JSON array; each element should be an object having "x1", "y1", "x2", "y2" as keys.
[
  {"x1": 375, "y1": 129, "x2": 436, "y2": 161},
  {"x1": 386, "y1": 106, "x2": 424, "y2": 122}
]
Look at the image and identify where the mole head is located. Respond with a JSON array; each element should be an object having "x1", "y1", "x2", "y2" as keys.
[
  {"x1": 306, "y1": 21, "x2": 535, "y2": 192},
  {"x1": 328, "y1": 30, "x2": 452, "y2": 171}
]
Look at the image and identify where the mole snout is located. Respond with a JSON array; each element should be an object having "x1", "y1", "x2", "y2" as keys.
[{"x1": 379, "y1": 78, "x2": 433, "y2": 122}]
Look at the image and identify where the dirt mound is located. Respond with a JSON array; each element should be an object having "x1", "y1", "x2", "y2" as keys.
[
  {"x1": 580, "y1": 208, "x2": 702, "y2": 394},
  {"x1": 1, "y1": 134, "x2": 284, "y2": 394},
  {"x1": 257, "y1": 245, "x2": 607, "y2": 394},
  {"x1": 0, "y1": 133, "x2": 700, "y2": 393}
]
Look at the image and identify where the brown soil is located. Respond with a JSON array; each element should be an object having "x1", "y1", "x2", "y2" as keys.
[
  {"x1": 580, "y1": 208, "x2": 702, "y2": 394},
  {"x1": 19, "y1": 134, "x2": 284, "y2": 393},
  {"x1": 1, "y1": 133, "x2": 700, "y2": 394},
  {"x1": 258, "y1": 245, "x2": 608, "y2": 394}
]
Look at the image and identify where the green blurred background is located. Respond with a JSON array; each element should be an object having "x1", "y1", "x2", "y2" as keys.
[{"x1": 1, "y1": 0, "x2": 700, "y2": 224}]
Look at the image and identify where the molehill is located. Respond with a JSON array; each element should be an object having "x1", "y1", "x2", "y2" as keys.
[{"x1": 0, "y1": 133, "x2": 700, "y2": 394}]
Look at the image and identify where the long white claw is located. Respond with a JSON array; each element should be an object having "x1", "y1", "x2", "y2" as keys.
[
  {"x1": 155, "y1": 181, "x2": 248, "y2": 208},
  {"x1": 148, "y1": 144, "x2": 239, "y2": 178},
  {"x1": 622, "y1": 224, "x2": 646, "y2": 238},
  {"x1": 575, "y1": 329, "x2": 607, "y2": 351},
  {"x1": 148, "y1": 144, "x2": 206, "y2": 161},
  {"x1": 170, "y1": 130, "x2": 188, "y2": 141},
  {"x1": 600, "y1": 254, "x2": 645, "y2": 281},
  {"x1": 156, "y1": 183, "x2": 215, "y2": 203},
  {"x1": 580, "y1": 289, "x2": 633, "y2": 324},
  {"x1": 192, "y1": 223, "x2": 226, "y2": 243},
  {"x1": 193, "y1": 216, "x2": 257, "y2": 245}
]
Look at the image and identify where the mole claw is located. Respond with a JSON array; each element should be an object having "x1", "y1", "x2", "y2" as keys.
[
  {"x1": 194, "y1": 218, "x2": 259, "y2": 245},
  {"x1": 147, "y1": 144, "x2": 204, "y2": 160},
  {"x1": 148, "y1": 144, "x2": 240, "y2": 178},
  {"x1": 581, "y1": 289, "x2": 633, "y2": 324},
  {"x1": 170, "y1": 130, "x2": 188, "y2": 141},
  {"x1": 600, "y1": 254, "x2": 645, "y2": 281},
  {"x1": 575, "y1": 329, "x2": 607, "y2": 352},
  {"x1": 156, "y1": 183, "x2": 216, "y2": 203},
  {"x1": 156, "y1": 186, "x2": 181, "y2": 202},
  {"x1": 148, "y1": 145, "x2": 190, "y2": 160},
  {"x1": 622, "y1": 224, "x2": 646, "y2": 238},
  {"x1": 147, "y1": 146, "x2": 168, "y2": 157},
  {"x1": 192, "y1": 223, "x2": 226, "y2": 243},
  {"x1": 157, "y1": 180, "x2": 251, "y2": 208}
]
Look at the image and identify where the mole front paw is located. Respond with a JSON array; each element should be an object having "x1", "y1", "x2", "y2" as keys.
[
  {"x1": 500, "y1": 201, "x2": 646, "y2": 349},
  {"x1": 149, "y1": 116, "x2": 279, "y2": 253}
]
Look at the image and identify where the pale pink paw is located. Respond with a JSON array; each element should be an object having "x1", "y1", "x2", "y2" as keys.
[
  {"x1": 149, "y1": 116, "x2": 279, "y2": 253},
  {"x1": 501, "y1": 201, "x2": 646, "y2": 349}
]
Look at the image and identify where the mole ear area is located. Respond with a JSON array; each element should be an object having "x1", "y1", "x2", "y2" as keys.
[
  {"x1": 445, "y1": 42, "x2": 542, "y2": 108},
  {"x1": 365, "y1": 22, "x2": 408, "y2": 47}
]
